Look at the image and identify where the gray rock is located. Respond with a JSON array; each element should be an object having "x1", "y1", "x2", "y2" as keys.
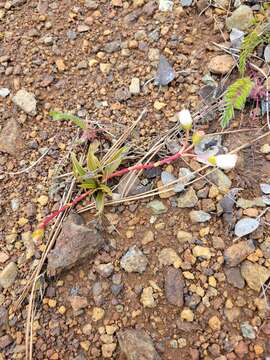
[
  {"x1": 0, "y1": 119, "x2": 23, "y2": 156},
  {"x1": 264, "y1": 45, "x2": 270, "y2": 63},
  {"x1": 77, "y1": 25, "x2": 90, "y2": 33},
  {"x1": 77, "y1": 60, "x2": 88, "y2": 69},
  {"x1": 230, "y1": 28, "x2": 245, "y2": 49},
  {"x1": 0, "y1": 262, "x2": 17, "y2": 289},
  {"x1": 159, "y1": 0, "x2": 173, "y2": 11},
  {"x1": 226, "y1": 5, "x2": 254, "y2": 31},
  {"x1": 147, "y1": 200, "x2": 167, "y2": 214},
  {"x1": 47, "y1": 214, "x2": 105, "y2": 276},
  {"x1": 241, "y1": 261, "x2": 270, "y2": 292},
  {"x1": 165, "y1": 267, "x2": 184, "y2": 307},
  {"x1": 148, "y1": 48, "x2": 160, "y2": 62},
  {"x1": 118, "y1": 329, "x2": 161, "y2": 360},
  {"x1": 155, "y1": 55, "x2": 175, "y2": 86},
  {"x1": 67, "y1": 30, "x2": 77, "y2": 40},
  {"x1": 85, "y1": 0, "x2": 98, "y2": 8},
  {"x1": 236, "y1": 197, "x2": 265, "y2": 209},
  {"x1": 115, "y1": 87, "x2": 131, "y2": 102},
  {"x1": 181, "y1": 0, "x2": 193, "y2": 6},
  {"x1": 260, "y1": 239, "x2": 270, "y2": 259},
  {"x1": 120, "y1": 246, "x2": 148, "y2": 273},
  {"x1": 176, "y1": 168, "x2": 196, "y2": 192},
  {"x1": 240, "y1": 322, "x2": 256, "y2": 339},
  {"x1": 11, "y1": 198, "x2": 20, "y2": 211},
  {"x1": 12, "y1": 89, "x2": 37, "y2": 115},
  {"x1": 0, "y1": 88, "x2": 10, "y2": 97},
  {"x1": 177, "y1": 187, "x2": 198, "y2": 208},
  {"x1": 207, "y1": 169, "x2": 231, "y2": 189},
  {"x1": 224, "y1": 240, "x2": 255, "y2": 267},
  {"x1": 224, "y1": 267, "x2": 245, "y2": 289},
  {"x1": 111, "y1": 284, "x2": 123, "y2": 296},
  {"x1": 129, "y1": 78, "x2": 140, "y2": 95},
  {"x1": 92, "y1": 281, "x2": 106, "y2": 306},
  {"x1": 96, "y1": 263, "x2": 114, "y2": 278},
  {"x1": 104, "y1": 40, "x2": 121, "y2": 53},
  {"x1": 42, "y1": 35, "x2": 53, "y2": 45},
  {"x1": 189, "y1": 210, "x2": 211, "y2": 223},
  {"x1": 260, "y1": 183, "x2": 270, "y2": 195},
  {"x1": 234, "y1": 218, "x2": 260, "y2": 238},
  {"x1": 11, "y1": 0, "x2": 26, "y2": 6}
]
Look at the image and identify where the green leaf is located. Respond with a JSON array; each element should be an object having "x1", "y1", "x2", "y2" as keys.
[
  {"x1": 103, "y1": 147, "x2": 127, "y2": 178},
  {"x1": 79, "y1": 179, "x2": 97, "y2": 189},
  {"x1": 95, "y1": 191, "x2": 104, "y2": 214},
  {"x1": 98, "y1": 184, "x2": 113, "y2": 196},
  {"x1": 71, "y1": 153, "x2": 86, "y2": 177},
  {"x1": 221, "y1": 77, "x2": 254, "y2": 128},
  {"x1": 49, "y1": 111, "x2": 86, "y2": 130},
  {"x1": 239, "y1": 31, "x2": 262, "y2": 76},
  {"x1": 87, "y1": 143, "x2": 101, "y2": 171},
  {"x1": 221, "y1": 104, "x2": 234, "y2": 129}
]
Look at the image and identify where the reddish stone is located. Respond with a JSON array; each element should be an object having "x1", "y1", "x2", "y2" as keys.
[{"x1": 235, "y1": 341, "x2": 249, "y2": 358}]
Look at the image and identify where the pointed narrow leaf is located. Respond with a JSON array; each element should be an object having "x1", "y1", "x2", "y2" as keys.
[
  {"x1": 98, "y1": 184, "x2": 113, "y2": 196},
  {"x1": 71, "y1": 153, "x2": 86, "y2": 177},
  {"x1": 104, "y1": 146, "x2": 127, "y2": 177},
  {"x1": 95, "y1": 191, "x2": 104, "y2": 214},
  {"x1": 79, "y1": 182, "x2": 97, "y2": 189},
  {"x1": 104, "y1": 158, "x2": 122, "y2": 178},
  {"x1": 87, "y1": 144, "x2": 101, "y2": 171},
  {"x1": 49, "y1": 111, "x2": 86, "y2": 129}
]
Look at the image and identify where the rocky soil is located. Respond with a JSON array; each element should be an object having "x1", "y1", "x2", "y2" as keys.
[{"x1": 0, "y1": 0, "x2": 270, "y2": 359}]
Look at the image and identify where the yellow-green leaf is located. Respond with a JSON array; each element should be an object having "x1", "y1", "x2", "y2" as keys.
[
  {"x1": 87, "y1": 144, "x2": 101, "y2": 171},
  {"x1": 89, "y1": 139, "x2": 100, "y2": 153},
  {"x1": 98, "y1": 184, "x2": 113, "y2": 196},
  {"x1": 79, "y1": 182, "x2": 97, "y2": 189},
  {"x1": 71, "y1": 153, "x2": 86, "y2": 177},
  {"x1": 103, "y1": 146, "x2": 127, "y2": 177},
  {"x1": 49, "y1": 111, "x2": 86, "y2": 130},
  {"x1": 103, "y1": 158, "x2": 122, "y2": 178},
  {"x1": 95, "y1": 191, "x2": 104, "y2": 214}
]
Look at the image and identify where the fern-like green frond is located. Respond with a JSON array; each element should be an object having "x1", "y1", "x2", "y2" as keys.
[
  {"x1": 239, "y1": 31, "x2": 262, "y2": 76},
  {"x1": 221, "y1": 77, "x2": 254, "y2": 128}
]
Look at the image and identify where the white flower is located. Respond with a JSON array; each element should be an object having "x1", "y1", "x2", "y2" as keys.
[
  {"x1": 177, "y1": 109, "x2": 193, "y2": 130},
  {"x1": 208, "y1": 154, "x2": 238, "y2": 170}
]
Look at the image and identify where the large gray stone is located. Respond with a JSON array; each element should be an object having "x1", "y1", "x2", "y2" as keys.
[
  {"x1": 12, "y1": 89, "x2": 37, "y2": 115},
  {"x1": 226, "y1": 5, "x2": 254, "y2": 31},
  {"x1": 47, "y1": 214, "x2": 105, "y2": 275}
]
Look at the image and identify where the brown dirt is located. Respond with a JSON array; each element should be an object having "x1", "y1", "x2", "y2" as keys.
[{"x1": 0, "y1": 1, "x2": 270, "y2": 360}]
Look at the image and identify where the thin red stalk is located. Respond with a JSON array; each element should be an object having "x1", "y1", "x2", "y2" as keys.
[
  {"x1": 38, "y1": 190, "x2": 93, "y2": 229},
  {"x1": 106, "y1": 148, "x2": 186, "y2": 180},
  {"x1": 38, "y1": 146, "x2": 190, "y2": 229}
]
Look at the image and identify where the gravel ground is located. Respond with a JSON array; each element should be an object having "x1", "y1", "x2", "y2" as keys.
[{"x1": 0, "y1": 0, "x2": 270, "y2": 359}]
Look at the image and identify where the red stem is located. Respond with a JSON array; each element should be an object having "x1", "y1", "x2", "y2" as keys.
[
  {"x1": 38, "y1": 190, "x2": 93, "y2": 229},
  {"x1": 38, "y1": 147, "x2": 190, "y2": 229}
]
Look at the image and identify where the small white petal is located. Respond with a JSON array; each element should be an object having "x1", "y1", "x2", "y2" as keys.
[
  {"x1": 177, "y1": 109, "x2": 192, "y2": 129},
  {"x1": 215, "y1": 154, "x2": 237, "y2": 170}
]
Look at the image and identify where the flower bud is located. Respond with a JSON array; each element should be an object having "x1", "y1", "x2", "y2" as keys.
[
  {"x1": 177, "y1": 109, "x2": 193, "y2": 130},
  {"x1": 192, "y1": 131, "x2": 204, "y2": 145},
  {"x1": 207, "y1": 154, "x2": 237, "y2": 170}
]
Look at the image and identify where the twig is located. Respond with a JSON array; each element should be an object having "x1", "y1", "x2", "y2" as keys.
[{"x1": 0, "y1": 149, "x2": 50, "y2": 176}]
